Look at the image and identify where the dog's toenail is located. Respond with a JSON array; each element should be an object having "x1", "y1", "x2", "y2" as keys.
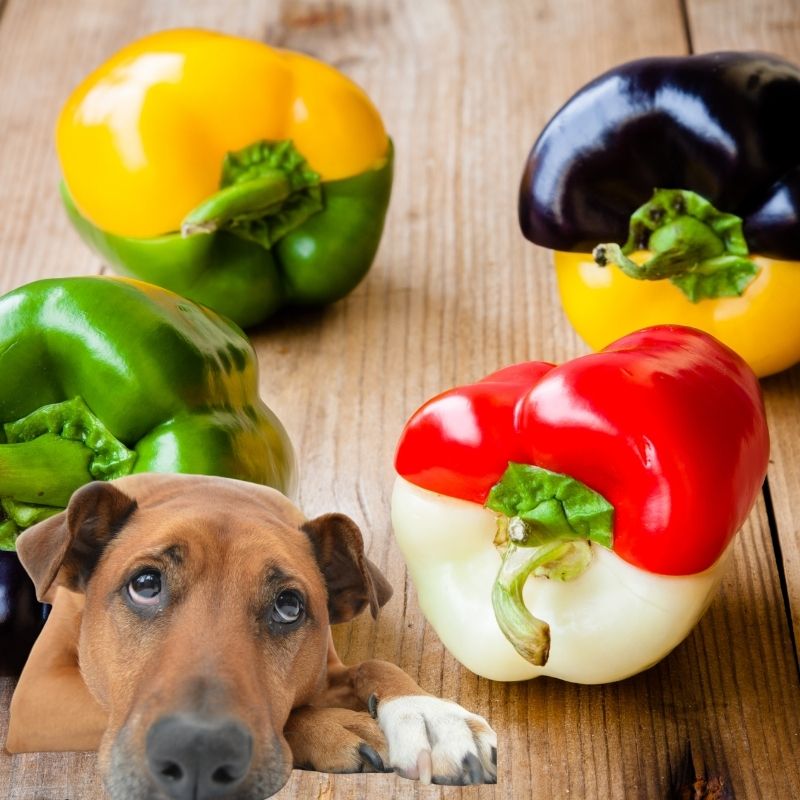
[
  {"x1": 367, "y1": 693, "x2": 379, "y2": 718},
  {"x1": 358, "y1": 743, "x2": 385, "y2": 772},
  {"x1": 432, "y1": 774, "x2": 462, "y2": 786},
  {"x1": 463, "y1": 752, "x2": 483, "y2": 784}
]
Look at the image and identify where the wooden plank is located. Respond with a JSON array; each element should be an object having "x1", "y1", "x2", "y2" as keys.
[
  {"x1": 1, "y1": 677, "x2": 105, "y2": 800},
  {"x1": 686, "y1": 0, "x2": 800, "y2": 672},
  {"x1": 0, "y1": 0, "x2": 799, "y2": 799},
  {"x1": 257, "y1": 3, "x2": 686, "y2": 799},
  {"x1": 762, "y1": 373, "x2": 800, "y2": 656},
  {"x1": 687, "y1": 0, "x2": 800, "y2": 59}
]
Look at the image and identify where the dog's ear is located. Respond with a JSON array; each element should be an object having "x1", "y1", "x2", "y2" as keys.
[
  {"x1": 16, "y1": 481, "x2": 138, "y2": 603},
  {"x1": 301, "y1": 513, "x2": 393, "y2": 624}
]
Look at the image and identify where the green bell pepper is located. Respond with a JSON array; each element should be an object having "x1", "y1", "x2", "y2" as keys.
[{"x1": 0, "y1": 276, "x2": 296, "y2": 549}]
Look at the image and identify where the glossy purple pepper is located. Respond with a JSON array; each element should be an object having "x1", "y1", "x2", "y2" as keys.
[{"x1": 519, "y1": 52, "x2": 800, "y2": 258}]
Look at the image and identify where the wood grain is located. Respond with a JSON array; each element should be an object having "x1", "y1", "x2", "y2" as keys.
[
  {"x1": 686, "y1": 0, "x2": 800, "y2": 699},
  {"x1": 1, "y1": 0, "x2": 799, "y2": 798},
  {"x1": 687, "y1": 0, "x2": 800, "y2": 58}
]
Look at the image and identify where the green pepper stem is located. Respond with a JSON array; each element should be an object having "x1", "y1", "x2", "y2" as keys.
[
  {"x1": 180, "y1": 139, "x2": 324, "y2": 248},
  {"x1": 492, "y1": 541, "x2": 554, "y2": 666},
  {"x1": 486, "y1": 464, "x2": 612, "y2": 667},
  {"x1": 181, "y1": 171, "x2": 291, "y2": 236},
  {"x1": 0, "y1": 518, "x2": 17, "y2": 550},
  {"x1": 591, "y1": 188, "x2": 759, "y2": 302},
  {"x1": 492, "y1": 533, "x2": 593, "y2": 667},
  {"x1": 0, "y1": 434, "x2": 94, "y2": 507},
  {"x1": 0, "y1": 398, "x2": 137, "y2": 543}
]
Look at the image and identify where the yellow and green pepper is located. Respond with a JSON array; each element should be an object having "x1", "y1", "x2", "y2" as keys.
[{"x1": 57, "y1": 29, "x2": 393, "y2": 327}]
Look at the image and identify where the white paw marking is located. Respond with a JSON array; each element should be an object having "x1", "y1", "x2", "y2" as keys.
[{"x1": 376, "y1": 695, "x2": 497, "y2": 785}]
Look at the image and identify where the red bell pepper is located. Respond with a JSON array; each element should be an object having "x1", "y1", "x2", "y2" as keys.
[{"x1": 392, "y1": 326, "x2": 769, "y2": 681}]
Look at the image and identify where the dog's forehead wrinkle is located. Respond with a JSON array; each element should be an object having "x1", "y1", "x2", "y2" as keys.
[
  {"x1": 122, "y1": 540, "x2": 187, "y2": 569},
  {"x1": 162, "y1": 544, "x2": 183, "y2": 564},
  {"x1": 104, "y1": 533, "x2": 195, "y2": 581},
  {"x1": 259, "y1": 563, "x2": 313, "y2": 600},
  {"x1": 266, "y1": 564, "x2": 289, "y2": 584}
]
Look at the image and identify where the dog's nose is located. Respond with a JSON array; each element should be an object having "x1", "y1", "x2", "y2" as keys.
[{"x1": 146, "y1": 713, "x2": 253, "y2": 799}]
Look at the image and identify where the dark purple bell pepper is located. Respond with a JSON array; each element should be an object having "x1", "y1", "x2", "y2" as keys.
[
  {"x1": 519, "y1": 52, "x2": 800, "y2": 259},
  {"x1": 0, "y1": 551, "x2": 46, "y2": 675}
]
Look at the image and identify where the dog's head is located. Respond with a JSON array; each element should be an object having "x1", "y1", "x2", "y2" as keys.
[{"x1": 16, "y1": 473, "x2": 392, "y2": 800}]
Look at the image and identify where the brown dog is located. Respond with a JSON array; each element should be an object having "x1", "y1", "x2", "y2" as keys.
[{"x1": 5, "y1": 473, "x2": 496, "y2": 798}]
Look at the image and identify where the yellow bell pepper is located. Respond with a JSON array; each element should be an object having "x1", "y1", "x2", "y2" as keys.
[
  {"x1": 55, "y1": 30, "x2": 393, "y2": 328},
  {"x1": 58, "y1": 28, "x2": 388, "y2": 238},
  {"x1": 555, "y1": 251, "x2": 800, "y2": 378}
]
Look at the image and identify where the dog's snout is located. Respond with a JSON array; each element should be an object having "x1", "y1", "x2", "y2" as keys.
[{"x1": 146, "y1": 713, "x2": 253, "y2": 799}]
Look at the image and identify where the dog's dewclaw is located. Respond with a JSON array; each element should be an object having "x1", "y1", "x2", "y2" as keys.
[{"x1": 417, "y1": 750, "x2": 433, "y2": 784}]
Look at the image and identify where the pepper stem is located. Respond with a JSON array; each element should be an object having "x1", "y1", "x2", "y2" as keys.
[
  {"x1": 0, "y1": 435, "x2": 94, "y2": 507},
  {"x1": 485, "y1": 463, "x2": 614, "y2": 668},
  {"x1": 492, "y1": 522, "x2": 593, "y2": 666},
  {"x1": 592, "y1": 188, "x2": 759, "y2": 302},
  {"x1": 0, "y1": 398, "x2": 137, "y2": 548},
  {"x1": 180, "y1": 139, "x2": 323, "y2": 249},
  {"x1": 181, "y1": 171, "x2": 292, "y2": 236}
]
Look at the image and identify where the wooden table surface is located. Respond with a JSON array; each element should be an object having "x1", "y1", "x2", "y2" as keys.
[{"x1": 1, "y1": 0, "x2": 799, "y2": 797}]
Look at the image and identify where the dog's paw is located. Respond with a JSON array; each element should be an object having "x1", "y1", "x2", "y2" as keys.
[
  {"x1": 373, "y1": 695, "x2": 497, "y2": 785},
  {"x1": 285, "y1": 707, "x2": 392, "y2": 774}
]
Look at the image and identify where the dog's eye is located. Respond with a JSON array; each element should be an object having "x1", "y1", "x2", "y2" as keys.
[
  {"x1": 128, "y1": 569, "x2": 162, "y2": 607},
  {"x1": 271, "y1": 589, "x2": 304, "y2": 624}
]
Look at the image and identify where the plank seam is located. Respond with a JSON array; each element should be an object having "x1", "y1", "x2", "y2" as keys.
[
  {"x1": 762, "y1": 477, "x2": 800, "y2": 684},
  {"x1": 679, "y1": 0, "x2": 696, "y2": 53}
]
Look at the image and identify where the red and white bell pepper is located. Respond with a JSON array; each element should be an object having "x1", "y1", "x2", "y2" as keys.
[{"x1": 392, "y1": 326, "x2": 769, "y2": 682}]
